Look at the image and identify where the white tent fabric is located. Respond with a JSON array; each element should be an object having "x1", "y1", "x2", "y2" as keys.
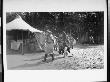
[{"x1": 6, "y1": 16, "x2": 43, "y2": 33}]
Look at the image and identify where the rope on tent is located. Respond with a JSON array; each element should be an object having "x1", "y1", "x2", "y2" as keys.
[{"x1": 33, "y1": 33, "x2": 43, "y2": 50}]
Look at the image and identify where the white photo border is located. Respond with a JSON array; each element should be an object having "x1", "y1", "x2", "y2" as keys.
[{"x1": 3, "y1": 0, "x2": 107, "y2": 82}]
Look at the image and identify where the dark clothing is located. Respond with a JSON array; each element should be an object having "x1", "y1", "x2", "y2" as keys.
[
  {"x1": 67, "y1": 47, "x2": 70, "y2": 53},
  {"x1": 59, "y1": 48, "x2": 64, "y2": 55},
  {"x1": 43, "y1": 53, "x2": 54, "y2": 62},
  {"x1": 58, "y1": 42, "x2": 71, "y2": 54},
  {"x1": 58, "y1": 43, "x2": 65, "y2": 55}
]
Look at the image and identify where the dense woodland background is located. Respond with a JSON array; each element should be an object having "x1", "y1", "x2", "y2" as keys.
[{"x1": 6, "y1": 12, "x2": 104, "y2": 44}]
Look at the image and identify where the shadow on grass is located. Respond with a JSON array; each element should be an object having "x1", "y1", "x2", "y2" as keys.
[
  {"x1": 9, "y1": 55, "x2": 64, "y2": 70},
  {"x1": 24, "y1": 54, "x2": 60, "y2": 61},
  {"x1": 24, "y1": 56, "x2": 44, "y2": 61}
]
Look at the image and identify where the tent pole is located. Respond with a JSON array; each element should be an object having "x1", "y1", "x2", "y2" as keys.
[{"x1": 22, "y1": 31, "x2": 24, "y2": 55}]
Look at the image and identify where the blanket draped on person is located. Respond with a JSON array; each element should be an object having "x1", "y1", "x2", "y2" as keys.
[
  {"x1": 40, "y1": 30, "x2": 55, "y2": 62},
  {"x1": 44, "y1": 32, "x2": 54, "y2": 54}
]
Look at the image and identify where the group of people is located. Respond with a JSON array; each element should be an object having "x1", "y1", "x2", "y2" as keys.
[{"x1": 42, "y1": 30, "x2": 72, "y2": 62}]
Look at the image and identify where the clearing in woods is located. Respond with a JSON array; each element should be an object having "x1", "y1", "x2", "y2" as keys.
[{"x1": 7, "y1": 45, "x2": 104, "y2": 70}]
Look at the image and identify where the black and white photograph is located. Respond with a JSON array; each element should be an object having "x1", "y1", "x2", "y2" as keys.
[
  {"x1": 3, "y1": 0, "x2": 107, "y2": 82},
  {"x1": 6, "y1": 12, "x2": 104, "y2": 70}
]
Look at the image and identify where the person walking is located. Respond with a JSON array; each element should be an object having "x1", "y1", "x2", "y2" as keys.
[{"x1": 43, "y1": 30, "x2": 54, "y2": 62}]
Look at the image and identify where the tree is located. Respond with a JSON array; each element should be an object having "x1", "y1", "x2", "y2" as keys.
[{"x1": 6, "y1": 12, "x2": 104, "y2": 44}]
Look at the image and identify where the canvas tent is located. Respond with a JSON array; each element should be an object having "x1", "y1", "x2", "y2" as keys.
[
  {"x1": 6, "y1": 16, "x2": 42, "y2": 33},
  {"x1": 6, "y1": 16, "x2": 43, "y2": 55}
]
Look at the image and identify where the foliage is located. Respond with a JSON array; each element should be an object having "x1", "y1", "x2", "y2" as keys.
[{"x1": 6, "y1": 12, "x2": 104, "y2": 44}]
